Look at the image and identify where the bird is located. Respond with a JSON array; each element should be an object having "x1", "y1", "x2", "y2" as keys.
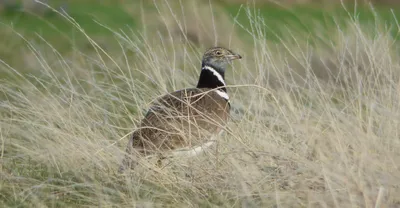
[{"x1": 119, "y1": 47, "x2": 242, "y2": 172}]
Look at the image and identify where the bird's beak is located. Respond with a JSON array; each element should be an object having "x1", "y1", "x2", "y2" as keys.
[{"x1": 226, "y1": 53, "x2": 242, "y2": 60}]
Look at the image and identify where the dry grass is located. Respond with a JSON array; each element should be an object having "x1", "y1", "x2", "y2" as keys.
[{"x1": 1, "y1": 1, "x2": 400, "y2": 207}]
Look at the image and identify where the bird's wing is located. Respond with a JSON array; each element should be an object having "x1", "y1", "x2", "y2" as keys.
[{"x1": 132, "y1": 88, "x2": 229, "y2": 152}]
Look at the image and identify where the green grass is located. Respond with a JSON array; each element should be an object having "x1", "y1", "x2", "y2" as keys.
[
  {"x1": 224, "y1": 3, "x2": 400, "y2": 41},
  {"x1": 1, "y1": 1, "x2": 136, "y2": 35},
  {"x1": 1, "y1": 1, "x2": 399, "y2": 60},
  {"x1": 2, "y1": 1, "x2": 400, "y2": 51},
  {"x1": 0, "y1": 0, "x2": 138, "y2": 88},
  {"x1": 0, "y1": 0, "x2": 136, "y2": 55}
]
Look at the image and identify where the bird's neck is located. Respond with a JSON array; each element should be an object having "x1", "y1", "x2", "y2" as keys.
[{"x1": 196, "y1": 64, "x2": 227, "y2": 92}]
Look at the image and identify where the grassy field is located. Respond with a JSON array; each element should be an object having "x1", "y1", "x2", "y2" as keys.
[{"x1": 1, "y1": 0, "x2": 400, "y2": 207}]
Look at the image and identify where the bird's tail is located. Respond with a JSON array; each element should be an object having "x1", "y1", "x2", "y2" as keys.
[{"x1": 118, "y1": 134, "x2": 138, "y2": 173}]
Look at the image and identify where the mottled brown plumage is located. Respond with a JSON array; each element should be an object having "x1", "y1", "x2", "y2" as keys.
[{"x1": 119, "y1": 47, "x2": 241, "y2": 172}]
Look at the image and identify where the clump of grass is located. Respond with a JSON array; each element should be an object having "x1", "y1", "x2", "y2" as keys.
[{"x1": 1, "y1": 1, "x2": 400, "y2": 207}]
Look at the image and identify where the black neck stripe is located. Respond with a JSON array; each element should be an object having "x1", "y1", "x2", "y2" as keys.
[{"x1": 196, "y1": 66, "x2": 226, "y2": 92}]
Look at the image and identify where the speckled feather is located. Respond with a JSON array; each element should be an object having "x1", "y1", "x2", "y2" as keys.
[{"x1": 131, "y1": 88, "x2": 230, "y2": 155}]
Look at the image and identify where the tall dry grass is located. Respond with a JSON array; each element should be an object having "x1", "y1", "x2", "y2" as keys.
[{"x1": 1, "y1": 1, "x2": 400, "y2": 207}]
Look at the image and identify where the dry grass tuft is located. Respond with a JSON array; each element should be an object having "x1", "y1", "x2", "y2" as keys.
[{"x1": 1, "y1": 2, "x2": 400, "y2": 207}]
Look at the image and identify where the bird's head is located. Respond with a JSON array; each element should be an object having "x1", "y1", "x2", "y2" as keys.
[{"x1": 201, "y1": 47, "x2": 242, "y2": 72}]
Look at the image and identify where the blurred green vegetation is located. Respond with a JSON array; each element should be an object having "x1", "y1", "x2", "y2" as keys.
[
  {"x1": 224, "y1": 3, "x2": 400, "y2": 41},
  {"x1": 0, "y1": 1, "x2": 400, "y2": 74},
  {"x1": 0, "y1": 1, "x2": 398, "y2": 49},
  {"x1": 0, "y1": 0, "x2": 136, "y2": 50}
]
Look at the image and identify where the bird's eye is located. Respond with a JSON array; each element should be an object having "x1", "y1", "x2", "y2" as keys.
[{"x1": 215, "y1": 51, "x2": 222, "y2": 56}]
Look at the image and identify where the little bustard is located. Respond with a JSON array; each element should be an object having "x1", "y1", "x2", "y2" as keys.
[{"x1": 119, "y1": 47, "x2": 242, "y2": 172}]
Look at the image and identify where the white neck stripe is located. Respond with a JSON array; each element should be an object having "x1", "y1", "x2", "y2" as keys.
[
  {"x1": 215, "y1": 89, "x2": 229, "y2": 100},
  {"x1": 202, "y1": 66, "x2": 226, "y2": 86}
]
